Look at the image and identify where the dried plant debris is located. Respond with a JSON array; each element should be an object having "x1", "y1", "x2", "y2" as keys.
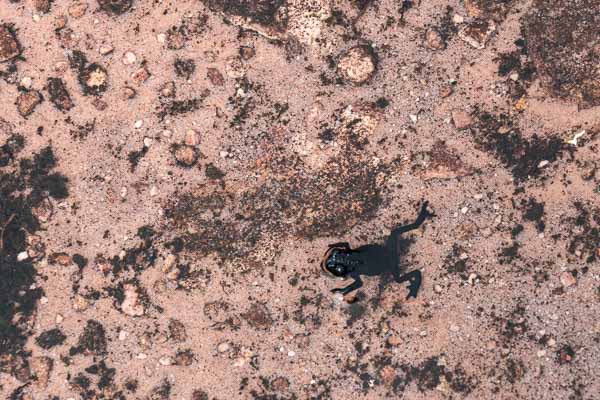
[{"x1": 523, "y1": 0, "x2": 600, "y2": 108}]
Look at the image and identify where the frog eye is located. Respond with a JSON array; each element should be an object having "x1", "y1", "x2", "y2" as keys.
[{"x1": 327, "y1": 263, "x2": 347, "y2": 277}]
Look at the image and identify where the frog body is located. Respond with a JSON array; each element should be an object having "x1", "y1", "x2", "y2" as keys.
[{"x1": 321, "y1": 201, "x2": 433, "y2": 299}]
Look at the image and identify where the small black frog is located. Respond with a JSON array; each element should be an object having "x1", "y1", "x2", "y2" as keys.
[{"x1": 321, "y1": 201, "x2": 434, "y2": 299}]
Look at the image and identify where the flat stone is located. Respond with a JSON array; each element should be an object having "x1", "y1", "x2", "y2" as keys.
[{"x1": 0, "y1": 25, "x2": 21, "y2": 62}]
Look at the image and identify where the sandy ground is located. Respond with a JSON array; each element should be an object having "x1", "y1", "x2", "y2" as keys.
[{"x1": 1, "y1": 0, "x2": 600, "y2": 399}]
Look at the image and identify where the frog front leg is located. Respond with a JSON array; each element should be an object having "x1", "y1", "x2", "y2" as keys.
[
  {"x1": 331, "y1": 271, "x2": 363, "y2": 295},
  {"x1": 328, "y1": 242, "x2": 351, "y2": 250}
]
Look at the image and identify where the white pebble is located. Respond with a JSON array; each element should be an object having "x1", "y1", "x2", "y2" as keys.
[
  {"x1": 55, "y1": 314, "x2": 64, "y2": 324},
  {"x1": 287, "y1": 350, "x2": 296, "y2": 357},
  {"x1": 217, "y1": 342, "x2": 230, "y2": 353},
  {"x1": 17, "y1": 251, "x2": 29, "y2": 261},
  {"x1": 118, "y1": 330, "x2": 129, "y2": 341},
  {"x1": 537, "y1": 350, "x2": 546, "y2": 357},
  {"x1": 122, "y1": 51, "x2": 137, "y2": 65},
  {"x1": 20, "y1": 76, "x2": 32, "y2": 89},
  {"x1": 143, "y1": 137, "x2": 153, "y2": 147},
  {"x1": 134, "y1": 120, "x2": 143, "y2": 129},
  {"x1": 159, "y1": 356, "x2": 173, "y2": 366}
]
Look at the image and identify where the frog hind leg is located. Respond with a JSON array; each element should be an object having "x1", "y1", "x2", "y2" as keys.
[{"x1": 396, "y1": 270, "x2": 422, "y2": 299}]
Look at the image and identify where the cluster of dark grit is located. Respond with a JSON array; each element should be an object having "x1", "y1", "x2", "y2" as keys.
[{"x1": 0, "y1": 128, "x2": 68, "y2": 380}]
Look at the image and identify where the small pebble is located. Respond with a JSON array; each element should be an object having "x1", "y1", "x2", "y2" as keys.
[
  {"x1": 434, "y1": 284, "x2": 443, "y2": 293},
  {"x1": 217, "y1": 342, "x2": 230, "y2": 353},
  {"x1": 159, "y1": 356, "x2": 173, "y2": 366},
  {"x1": 68, "y1": 1, "x2": 88, "y2": 18},
  {"x1": 122, "y1": 51, "x2": 137, "y2": 65},
  {"x1": 99, "y1": 44, "x2": 113, "y2": 55},
  {"x1": 560, "y1": 271, "x2": 577, "y2": 288},
  {"x1": 72, "y1": 294, "x2": 89, "y2": 311},
  {"x1": 184, "y1": 129, "x2": 200, "y2": 146},
  {"x1": 537, "y1": 350, "x2": 546, "y2": 357},
  {"x1": 20, "y1": 76, "x2": 32, "y2": 89}
]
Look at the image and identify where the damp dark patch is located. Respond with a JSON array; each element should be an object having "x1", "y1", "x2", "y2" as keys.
[
  {"x1": 35, "y1": 328, "x2": 67, "y2": 349},
  {"x1": 98, "y1": 0, "x2": 133, "y2": 15},
  {"x1": 157, "y1": 96, "x2": 205, "y2": 121},
  {"x1": 521, "y1": 198, "x2": 545, "y2": 232},
  {"x1": 351, "y1": 355, "x2": 476, "y2": 395},
  {"x1": 565, "y1": 201, "x2": 599, "y2": 263},
  {"x1": 127, "y1": 145, "x2": 149, "y2": 172},
  {"x1": 205, "y1": 163, "x2": 225, "y2": 180},
  {"x1": 503, "y1": 358, "x2": 526, "y2": 384},
  {"x1": 148, "y1": 379, "x2": 172, "y2": 400},
  {"x1": 499, "y1": 242, "x2": 520, "y2": 264},
  {"x1": 200, "y1": 0, "x2": 286, "y2": 27},
  {"x1": 105, "y1": 226, "x2": 157, "y2": 275},
  {"x1": 346, "y1": 302, "x2": 367, "y2": 326},
  {"x1": 46, "y1": 77, "x2": 74, "y2": 111},
  {"x1": 444, "y1": 244, "x2": 469, "y2": 278},
  {"x1": 405, "y1": 357, "x2": 475, "y2": 393},
  {"x1": 70, "y1": 120, "x2": 96, "y2": 141},
  {"x1": 435, "y1": 5, "x2": 458, "y2": 42},
  {"x1": 523, "y1": 0, "x2": 600, "y2": 108},
  {"x1": 174, "y1": 58, "x2": 196, "y2": 80},
  {"x1": 165, "y1": 101, "x2": 389, "y2": 265},
  {"x1": 471, "y1": 112, "x2": 568, "y2": 182},
  {"x1": 0, "y1": 139, "x2": 68, "y2": 379},
  {"x1": 69, "y1": 320, "x2": 108, "y2": 356}
]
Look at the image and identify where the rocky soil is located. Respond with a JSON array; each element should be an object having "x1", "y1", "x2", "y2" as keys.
[{"x1": 1, "y1": 0, "x2": 599, "y2": 399}]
